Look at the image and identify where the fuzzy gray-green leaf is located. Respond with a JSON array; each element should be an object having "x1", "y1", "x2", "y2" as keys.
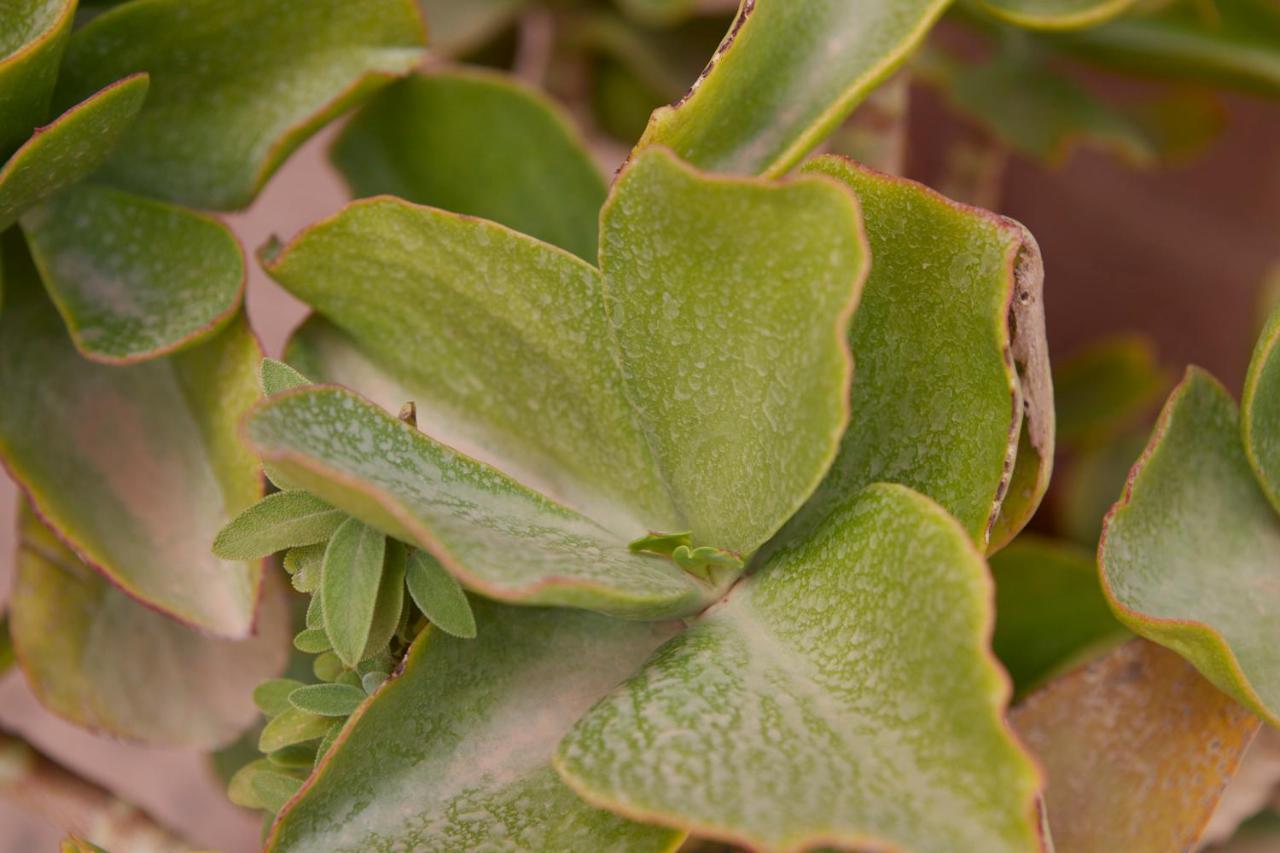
[
  {"x1": 321, "y1": 518, "x2": 388, "y2": 667},
  {"x1": 405, "y1": 549, "x2": 476, "y2": 639},
  {"x1": 213, "y1": 491, "x2": 346, "y2": 559}
]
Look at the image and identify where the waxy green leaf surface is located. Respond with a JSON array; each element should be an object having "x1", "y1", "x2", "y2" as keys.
[
  {"x1": 1243, "y1": 302, "x2": 1280, "y2": 514},
  {"x1": 975, "y1": 0, "x2": 1137, "y2": 30},
  {"x1": 268, "y1": 601, "x2": 682, "y2": 852},
  {"x1": 0, "y1": 74, "x2": 148, "y2": 231},
  {"x1": 11, "y1": 504, "x2": 290, "y2": 748},
  {"x1": 0, "y1": 0, "x2": 74, "y2": 156},
  {"x1": 54, "y1": 0, "x2": 426, "y2": 210},
  {"x1": 637, "y1": 0, "x2": 951, "y2": 176},
  {"x1": 775, "y1": 156, "x2": 1051, "y2": 552},
  {"x1": 0, "y1": 236, "x2": 263, "y2": 637},
  {"x1": 991, "y1": 535, "x2": 1128, "y2": 694},
  {"x1": 244, "y1": 387, "x2": 708, "y2": 619},
  {"x1": 1100, "y1": 368, "x2": 1280, "y2": 725},
  {"x1": 332, "y1": 70, "x2": 606, "y2": 260},
  {"x1": 1012, "y1": 639, "x2": 1260, "y2": 853},
  {"x1": 20, "y1": 183, "x2": 244, "y2": 362},
  {"x1": 267, "y1": 147, "x2": 866, "y2": 557},
  {"x1": 556, "y1": 484, "x2": 1041, "y2": 851}
]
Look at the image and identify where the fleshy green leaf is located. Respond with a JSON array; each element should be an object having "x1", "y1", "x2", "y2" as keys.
[
  {"x1": 1054, "y1": 334, "x2": 1168, "y2": 450},
  {"x1": 556, "y1": 484, "x2": 1041, "y2": 851},
  {"x1": 320, "y1": 518, "x2": 388, "y2": 667},
  {"x1": 53, "y1": 0, "x2": 427, "y2": 210},
  {"x1": 0, "y1": 73, "x2": 148, "y2": 231},
  {"x1": 11, "y1": 504, "x2": 290, "y2": 748},
  {"x1": 1012, "y1": 639, "x2": 1260, "y2": 852},
  {"x1": 636, "y1": 0, "x2": 951, "y2": 176},
  {"x1": 415, "y1": 0, "x2": 523, "y2": 56},
  {"x1": 244, "y1": 387, "x2": 708, "y2": 619},
  {"x1": 213, "y1": 491, "x2": 347, "y2": 560},
  {"x1": 0, "y1": 0, "x2": 75, "y2": 155},
  {"x1": 261, "y1": 357, "x2": 311, "y2": 396},
  {"x1": 331, "y1": 69, "x2": 607, "y2": 260},
  {"x1": 974, "y1": 0, "x2": 1137, "y2": 30},
  {"x1": 1100, "y1": 368, "x2": 1280, "y2": 725},
  {"x1": 21, "y1": 182, "x2": 244, "y2": 362},
  {"x1": 259, "y1": 707, "x2": 337, "y2": 753},
  {"x1": 255, "y1": 679, "x2": 307, "y2": 718},
  {"x1": 0, "y1": 235, "x2": 263, "y2": 637},
  {"x1": 288, "y1": 683, "x2": 366, "y2": 717},
  {"x1": 405, "y1": 549, "x2": 476, "y2": 639},
  {"x1": 775, "y1": 156, "x2": 1051, "y2": 552},
  {"x1": 267, "y1": 601, "x2": 683, "y2": 852},
  {"x1": 1243, "y1": 301, "x2": 1280, "y2": 514},
  {"x1": 265, "y1": 146, "x2": 866, "y2": 557},
  {"x1": 991, "y1": 535, "x2": 1129, "y2": 694},
  {"x1": 1050, "y1": 0, "x2": 1280, "y2": 97}
]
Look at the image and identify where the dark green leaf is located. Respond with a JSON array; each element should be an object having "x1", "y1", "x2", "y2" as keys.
[
  {"x1": 1054, "y1": 334, "x2": 1168, "y2": 450},
  {"x1": 0, "y1": 0, "x2": 75, "y2": 155},
  {"x1": 267, "y1": 742, "x2": 319, "y2": 770}
]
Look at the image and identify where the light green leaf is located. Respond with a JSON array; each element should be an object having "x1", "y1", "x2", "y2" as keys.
[
  {"x1": 1100, "y1": 368, "x2": 1280, "y2": 725},
  {"x1": 244, "y1": 387, "x2": 708, "y2": 619},
  {"x1": 261, "y1": 357, "x2": 311, "y2": 396},
  {"x1": 331, "y1": 69, "x2": 606, "y2": 260},
  {"x1": 416, "y1": 0, "x2": 523, "y2": 57},
  {"x1": 284, "y1": 543, "x2": 324, "y2": 593},
  {"x1": 312, "y1": 652, "x2": 344, "y2": 683},
  {"x1": 267, "y1": 601, "x2": 683, "y2": 852},
  {"x1": 305, "y1": 591, "x2": 323, "y2": 629},
  {"x1": 636, "y1": 0, "x2": 951, "y2": 176},
  {"x1": 265, "y1": 146, "x2": 865, "y2": 557},
  {"x1": 973, "y1": 0, "x2": 1137, "y2": 30},
  {"x1": 0, "y1": 235, "x2": 263, "y2": 637},
  {"x1": 320, "y1": 518, "x2": 388, "y2": 667},
  {"x1": 1243, "y1": 301, "x2": 1280, "y2": 514},
  {"x1": 556, "y1": 484, "x2": 1041, "y2": 851},
  {"x1": 11, "y1": 504, "x2": 290, "y2": 748},
  {"x1": 1050, "y1": 0, "x2": 1280, "y2": 97},
  {"x1": 0, "y1": 73, "x2": 148, "y2": 231},
  {"x1": 774, "y1": 156, "x2": 1051, "y2": 552},
  {"x1": 1012, "y1": 639, "x2": 1260, "y2": 853},
  {"x1": 293, "y1": 628, "x2": 331, "y2": 655},
  {"x1": 54, "y1": 0, "x2": 427, "y2": 210},
  {"x1": 255, "y1": 679, "x2": 307, "y2": 718},
  {"x1": 405, "y1": 549, "x2": 476, "y2": 639},
  {"x1": 0, "y1": 0, "x2": 75, "y2": 155},
  {"x1": 21, "y1": 182, "x2": 244, "y2": 362},
  {"x1": 288, "y1": 683, "x2": 366, "y2": 717},
  {"x1": 991, "y1": 535, "x2": 1128, "y2": 695},
  {"x1": 259, "y1": 707, "x2": 337, "y2": 753},
  {"x1": 1054, "y1": 334, "x2": 1168, "y2": 450},
  {"x1": 229, "y1": 759, "x2": 305, "y2": 812},
  {"x1": 213, "y1": 491, "x2": 347, "y2": 560}
]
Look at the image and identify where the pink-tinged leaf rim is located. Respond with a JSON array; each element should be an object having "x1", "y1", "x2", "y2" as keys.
[
  {"x1": 1242, "y1": 302, "x2": 1280, "y2": 513},
  {"x1": 240, "y1": 385, "x2": 711, "y2": 616},
  {"x1": 22, "y1": 193, "x2": 248, "y2": 365},
  {"x1": 975, "y1": 0, "x2": 1138, "y2": 32},
  {"x1": 552, "y1": 483, "x2": 1048, "y2": 852},
  {"x1": 1098, "y1": 366, "x2": 1280, "y2": 728},
  {"x1": 0, "y1": 0, "x2": 75, "y2": 77}
]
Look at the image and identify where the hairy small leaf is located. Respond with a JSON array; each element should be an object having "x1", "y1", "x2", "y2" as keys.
[
  {"x1": 320, "y1": 518, "x2": 388, "y2": 667},
  {"x1": 213, "y1": 491, "x2": 346, "y2": 560},
  {"x1": 405, "y1": 549, "x2": 476, "y2": 639},
  {"x1": 288, "y1": 683, "x2": 366, "y2": 717}
]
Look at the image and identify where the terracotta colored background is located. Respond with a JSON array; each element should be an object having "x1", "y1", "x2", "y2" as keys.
[{"x1": 0, "y1": 82, "x2": 1277, "y2": 849}]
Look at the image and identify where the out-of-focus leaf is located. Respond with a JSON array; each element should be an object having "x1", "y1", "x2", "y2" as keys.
[
  {"x1": 262, "y1": 357, "x2": 310, "y2": 396},
  {"x1": 922, "y1": 45, "x2": 1224, "y2": 167},
  {"x1": 416, "y1": 0, "x2": 523, "y2": 57},
  {"x1": 1011, "y1": 639, "x2": 1260, "y2": 852},
  {"x1": 405, "y1": 549, "x2": 476, "y2": 639},
  {"x1": 1202, "y1": 728, "x2": 1280, "y2": 847},
  {"x1": 229, "y1": 758, "x2": 307, "y2": 812},
  {"x1": 1100, "y1": 368, "x2": 1280, "y2": 725},
  {"x1": 615, "y1": 0, "x2": 699, "y2": 26},
  {"x1": 213, "y1": 491, "x2": 346, "y2": 560},
  {"x1": 991, "y1": 535, "x2": 1128, "y2": 694},
  {"x1": 775, "y1": 156, "x2": 1051, "y2": 552},
  {"x1": 0, "y1": 613, "x2": 12, "y2": 676},
  {"x1": 54, "y1": 0, "x2": 427, "y2": 210},
  {"x1": 288, "y1": 683, "x2": 366, "y2": 717},
  {"x1": 1057, "y1": 430, "x2": 1148, "y2": 546},
  {"x1": 21, "y1": 182, "x2": 244, "y2": 362},
  {"x1": 1054, "y1": 334, "x2": 1168, "y2": 449},
  {"x1": 0, "y1": 236, "x2": 263, "y2": 637},
  {"x1": 637, "y1": 0, "x2": 952, "y2": 176},
  {"x1": 267, "y1": 601, "x2": 682, "y2": 852},
  {"x1": 255, "y1": 679, "x2": 307, "y2": 718},
  {"x1": 1243, "y1": 301, "x2": 1280, "y2": 514},
  {"x1": 266, "y1": 147, "x2": 866, "y2": 557},
  {"x1": 1050, "y1": 0, "x2": 1280, "y2": 97},
  {"x1": 259, "y1": 707, "x2": 336, "y2": 753},
  {"x1": 331, "y1": 69, "x2": 606, "y2": 261},
  {"x1": 0, "y1": 0, "x2": 75, "y2": 156},
  {"x1": 974, "y1": 0, "x2": 1137, "y2": 30},
  {"x1": 0, "y1": 74, "x2": 147, "y2": 231},
  {"x1": 11, "y1": 504, "x2": 290, "y2": 748},
  {"x1": 245, "y1": 387, "x2": 709, "y2": 619},
  {"x1": 556, "y1": 484, "x2": 1042, "y2": 851}
]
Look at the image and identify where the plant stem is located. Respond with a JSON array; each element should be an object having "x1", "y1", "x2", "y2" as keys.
[{"x1": 0, "y1": 728, "x2": 192, "y2": 852}]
